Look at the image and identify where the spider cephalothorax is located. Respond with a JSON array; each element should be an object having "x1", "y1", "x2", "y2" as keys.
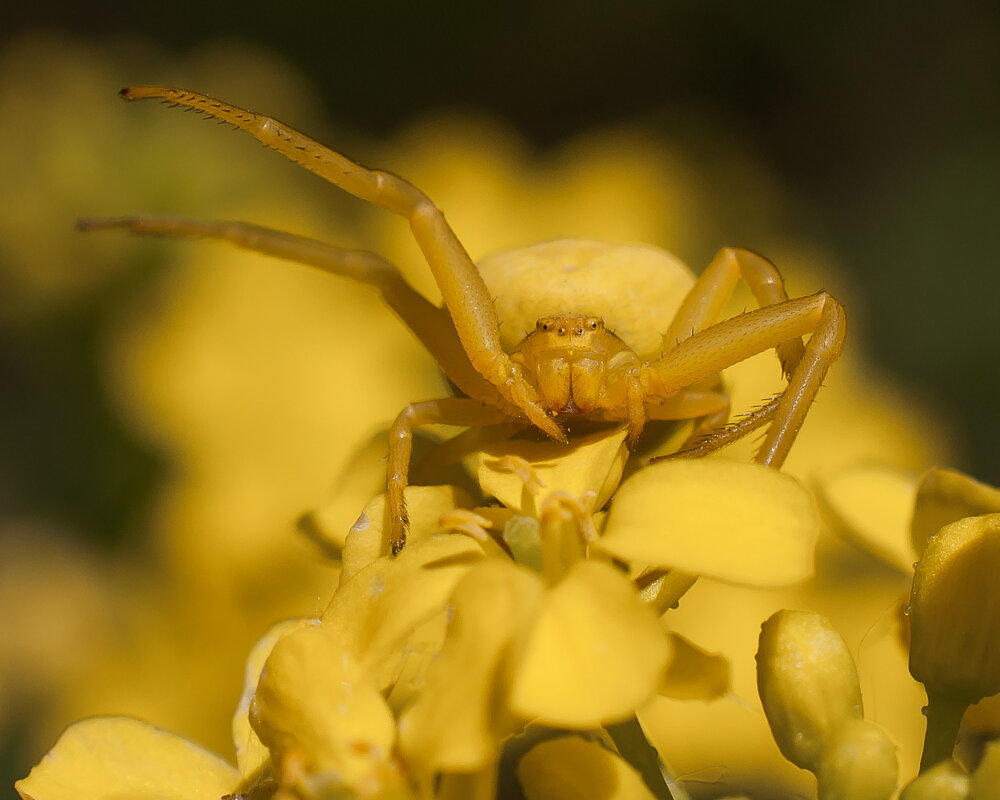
[
  {"x1": 81, "y1": 86, "x2": 846, "y2": 555},
  {"x1": 512, "y1": 314, "x2": 639, "y2": 418}
]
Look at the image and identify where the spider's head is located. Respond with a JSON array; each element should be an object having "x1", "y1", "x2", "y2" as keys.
[{"x1": 513, "y1": 314, "x2": 631, "y2": 415}]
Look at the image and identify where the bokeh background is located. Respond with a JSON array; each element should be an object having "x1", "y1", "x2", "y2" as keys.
[{"x1": 2, "y1": 1, "x2": 998, "y2": 797}]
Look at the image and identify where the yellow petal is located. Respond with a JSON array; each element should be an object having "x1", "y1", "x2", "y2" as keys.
[
  {"x1": 508, "y1": 560, "x2": 671, "y2": 727},
  {"x1": 233, "y1": 618, "x2": 317, "y2": 781},
  {"x1": 818, "y1": 463, "x2": 917, "y2": 572},
  {"x1": 477, "y1": 428, "x2": 629, "y2": 515},
  {"x1": 660, "y1": 632, "x2": 730, "y2": 701},
  {"x1": 910, "y1": 467, "x2": 1000, "y2": 557},
  {"x1": 909, "y1": 513, "x2": 1000, "y2": 700},
  {"x1": 516, "y1": 736, "x2": 656, "y2": 800},
  {"x1": 756, "y1": 610, "x2": 863, "y2": 773},
  {"x1": 597, "y1": 459, "x2": 820, "y2": 586},
  {"x1": 324, "y1": 533, "x2": 485, "y2": 690},
  {"x1": 398, "y1": 559, "x2": 543, "y2": 778},
  {"x1": 340, "y1": 485, "x2": 477, "y2": 582},
  {"x1": 249, "y1": 626, "x2": 396, "y2": 788},
  {"x1": 16, "y1": 716, "x2": 238, "y2": 800}
]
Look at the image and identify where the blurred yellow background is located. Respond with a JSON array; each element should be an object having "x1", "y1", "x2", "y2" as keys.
[{"x1": 2, "y1": 5, "x2": 998, "y2": 797}]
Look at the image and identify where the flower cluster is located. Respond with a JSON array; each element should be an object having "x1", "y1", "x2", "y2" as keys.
[
  {"x1": 18, "y1": 425, "x2": 826, "y2": 799},
  {"x1": 7, "y1": 35, "x2": 1000, "y2": 800}
]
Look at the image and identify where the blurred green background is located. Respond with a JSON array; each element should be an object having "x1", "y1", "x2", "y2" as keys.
[{"x1": 2, "y1": 0, "x2": 998, "y2": 794}]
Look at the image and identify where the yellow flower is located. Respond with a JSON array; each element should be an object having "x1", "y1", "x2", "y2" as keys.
[{"x1": 295, "y1": 401, "x2": 820, "y2": 798}]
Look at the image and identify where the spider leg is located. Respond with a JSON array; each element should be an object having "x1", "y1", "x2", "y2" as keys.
[
  {"x1": 78, "y1": 215, "x2": 505, "y2": 406},
  {"x1": 642, "y1": 384, "x2": 730, "y2": 421},
  {"x1": 387, "y1": 397, "x2": 510, "y2": 554},
  {"x1": 119, "y1": 87, "x2": 561, "y2": 441},
  {"x1": 649, "y1": 291, "x2": 846, "y2": 468},
  {"x1": 661, "y1": 392, "x2": 781, "y2": 459},
  {"x1": 662, "y1": 247, "x2": 805, "y2": 377}
]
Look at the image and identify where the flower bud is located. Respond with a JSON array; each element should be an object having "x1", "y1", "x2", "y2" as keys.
[
  {"x1": 756, "y1": 610, "x2": 863, "y2": 773},
  {"x1": 899, "y1": 759, "x2": 970, "y2": 800},
  {"x1": 909, "y1": 513, "x2": 1000, "y2": 700},
  {"x1": 817, "y1": 719, "x2": 897, "y2": 800},
  {"x1": 971, "y1": 739, "x2": 1000, "y2": 800}
]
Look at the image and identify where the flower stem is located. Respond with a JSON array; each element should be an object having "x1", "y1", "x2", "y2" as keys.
[
  {"x1": 919, "y1": 687, "x2": 971, "y2": 772},
  {"x1": 605, "y1": 714, "x2": 685, "y2": 800}
]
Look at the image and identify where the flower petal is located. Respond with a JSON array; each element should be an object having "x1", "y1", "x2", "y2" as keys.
[
  {"x1": 910, "y1": 467, "x2": 1000, "y2": 558},
  {"x1": 324, "y1": 533, "x2": 485, "y2": 690},
  {"x1": 508, "y1": 560, "x2": 670, "y2": 727},
  {"x1": 398, "y1": 560, "x2": 543, "y2": 778},
  {"x1": 817, "y1": 463, "x2": 917, "y2": 572},
  {"x1": 477, "y1": 428, "x2": 629, "y2": 515},
  {"x1": 16, "y1": 716, "x2": 238, "y2": 800},
  {"x1": 233, "y1": 618, "x2": 317, "y2": 781},
  {"x1": 516, "y1": 736, "x2": 656, "y2": 800},
  {"x1": 340, "y1": 485, "x2": 477, "y2": 581},
  {"x1": 597, "y1": 459, "x2": 820, "y2": 586},
  {"x1": 249, "y1": 626, "x2": 396, "y2": 789},
  {"x1": 660, "y1": 633, "x2": 730, "y2": 701}
]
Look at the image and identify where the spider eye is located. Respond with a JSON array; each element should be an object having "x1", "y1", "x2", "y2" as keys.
[
  {"x1": 589, "y1": 320, "x2": 598, "y2": 330},
  {"x1": 540, "y1": 321, "x2": 550, "y2": 331}
]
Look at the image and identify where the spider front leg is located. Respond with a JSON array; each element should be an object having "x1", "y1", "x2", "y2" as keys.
[
  {"x1": 663, "y1": 247, "x2": 806, "y2": 374},
  {"x1": 77, "y1": 215, "x2": 504, "y2": 405},
  {"x1": 119, "y1": 87, "x2": 562, "y2": 442},
  {"x1": 387, "y1": 398, "x2": 509, "y2": 554},
  {"x1": 649, "y1": 291, "x2": 846, "y2": 469},
  {"x1": 652, "y1": 247, "x2": 818, "y2": 456}
]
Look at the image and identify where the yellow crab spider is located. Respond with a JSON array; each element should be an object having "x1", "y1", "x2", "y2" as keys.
[{"x1": 80, "y1": 86, "x2": 846, "y2": 555}]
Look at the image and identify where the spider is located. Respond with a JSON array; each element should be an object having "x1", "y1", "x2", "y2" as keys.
[{"x1": 81, "y1": 86, "x2": 846, "y2": 555}]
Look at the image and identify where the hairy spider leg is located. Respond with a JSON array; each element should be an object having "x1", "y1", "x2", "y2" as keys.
[
  {"x1": 119, "y1": 86, "x2": 562, "y2": 442},
  {"x1": 77, "y1": 215, "x2": 509, "y2": 407},
  {"x1": 388, "y1": 398, "x2": 509, "y2": 553},
  {"x1": 664, "y1": 247, "x2": 805, "y2": 371},
  {"x1": 649, "y1": 291, "x2": 846, "y2": 468},
  {"x1": 656, "y1": 247, "x2": 811, "y2": 456}
]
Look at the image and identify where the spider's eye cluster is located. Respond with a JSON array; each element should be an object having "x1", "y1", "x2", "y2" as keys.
[{"x1": 536, "y1": 316, "x2": 603, "y2": 335}]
